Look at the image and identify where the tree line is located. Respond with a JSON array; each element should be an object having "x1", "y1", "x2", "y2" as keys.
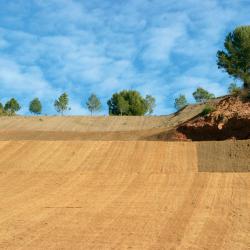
[
  {"x1": 0, "y1": 84, "x2": 236, "y2": 116},
  {"x1": 0, "y1": 25, "x2": 249, "y2": 116},
  {"x1": 0, "y1": 91, "x2": 156, "y2": 116}
]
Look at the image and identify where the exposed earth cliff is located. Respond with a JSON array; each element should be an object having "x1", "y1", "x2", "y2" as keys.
[{"x1": 177, "y1": 96, "x2": 250, "y2": 140}]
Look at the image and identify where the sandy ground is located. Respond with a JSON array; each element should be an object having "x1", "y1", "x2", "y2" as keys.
[{"x1": 0, "y1": 140, "x2": 249, "y2": 249}]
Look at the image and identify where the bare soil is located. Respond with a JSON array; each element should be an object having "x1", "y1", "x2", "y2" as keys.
[
  {"x1": 178, "y1": 96, "x2": 250, "y2": 140},
  {"x1": 0, "y1": 140, "x2": 249, "y2": 249},
  {"x1": 0, "y1": 101, "x2": 249, "y2": 249}
]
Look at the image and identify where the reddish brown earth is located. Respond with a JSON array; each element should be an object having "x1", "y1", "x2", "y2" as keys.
[{"x1": 177, "y1": 96, "x2": 250, "y2": 141}]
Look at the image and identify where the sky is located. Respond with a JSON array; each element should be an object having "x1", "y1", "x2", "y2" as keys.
[{"x1": 0, "y1": 0, "x2": 249, "y2": 115}]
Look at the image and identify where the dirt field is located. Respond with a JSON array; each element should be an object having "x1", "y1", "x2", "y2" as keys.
[
  {"x1": 0, "y1": 140, "x2": 249, "y2": 249},
  {"x1": 0, "y1": 103, "x2": 204, "y2": 133},
  {"x1": 0, "y1": 104, "x2": 205, "y2": 142}
]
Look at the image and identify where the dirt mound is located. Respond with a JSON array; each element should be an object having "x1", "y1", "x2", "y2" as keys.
[{"x1": 177, "y1": 96, "x2": 250, "y2": 140}]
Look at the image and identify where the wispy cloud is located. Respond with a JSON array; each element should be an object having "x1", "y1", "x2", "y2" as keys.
[{"x1": 0, "y1": 0, "x2": 249, "y2": 115}]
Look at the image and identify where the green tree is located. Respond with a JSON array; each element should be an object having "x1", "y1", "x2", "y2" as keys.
[
  {"x1": 4, "y1": 98, "x2": 21, "y2": 115},
  {"x1": 228, "y1": 82, "x2": 241, "y2": 96},
  {"x1": 117, "y1": 95, "x2": 129, "y2": 115},
  {"x1": 174, "y1": 94, "x2": 188, "y2": 110},
  {"x1": 54, "y1": 93, "x2": 69, "y2": 115},
  {"x1": 107, "y1": 90, "x2": 148, "y2": 116},
  {"x1": 86, "y1": 94, "x2": 101, "y2": 115},
  {"x1": 145, "y1": 95, "x2": 156, "y2": 115},
  {"x1": 29, "y1": 98, "x2": 42, "y2": 115},
  {"x1": 217, "y1": 26, "x2": 250, "y2": 89},
  {"x1": 192, "y1": 87, "x2": 215, "y2": 103}
]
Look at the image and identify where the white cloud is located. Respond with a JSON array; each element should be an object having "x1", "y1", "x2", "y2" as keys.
[
  {"x1": 0, "y1": 58, "x2": 54, "y2": 95},
  {"x1": 141, "y1": 25, "x2": 186, "y2": 65},
  {"x1": 0, "y1": 0, "x2": 249, "y2": 115}
]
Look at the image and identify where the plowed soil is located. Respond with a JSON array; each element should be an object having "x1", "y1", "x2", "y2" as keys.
[{"x1": 0, "y1": 140, "x2": 249, "y2": 249}]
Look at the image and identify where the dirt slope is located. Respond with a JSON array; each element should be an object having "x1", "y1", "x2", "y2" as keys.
[
  {"x1": 0, "y1": 100, "x2": 249, "y2": 249},
  {"x1": 0, "y1": 140, "x2": 249, "y2": 249},
  {"x1": 0, "y1": 103, "x2": 204, "y2": 141}
]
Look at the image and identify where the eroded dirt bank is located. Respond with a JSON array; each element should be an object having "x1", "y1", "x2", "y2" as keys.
[{"x1": 177, "y1": 96, "x2": 250, "y2": 140}]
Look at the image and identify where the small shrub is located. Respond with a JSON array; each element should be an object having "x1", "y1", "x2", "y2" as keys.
[
  {"x1": 201, "y1": 105, "x2": 216, "y2": 116},
  {"x1": 228, "y1": 83, "x2": 241, "y2": 96}
]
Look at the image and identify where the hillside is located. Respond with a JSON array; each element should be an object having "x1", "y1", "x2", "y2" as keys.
[
  {"x1": 0, "y1": 103, "x2": 204, "y2": 140},
  {"x1": 2, "y1": 95, "x2": 249, "y2": 142},
  {"x1": 0, "y1": 140, "x2": 249, "y2": 249},
  {"x1": 0, "y1": 97, "x2": 249, "y2": 249}
]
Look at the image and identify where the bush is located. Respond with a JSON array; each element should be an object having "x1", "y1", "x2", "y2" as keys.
[
  {"x1": 201, "y1": 105, "x2": 216, "y2": 116},
  {"x1": 228, "y1": 83, "x2": 241, "y2": 96}
]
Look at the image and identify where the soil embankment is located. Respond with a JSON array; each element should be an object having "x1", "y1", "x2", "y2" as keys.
[{"x1": 178, "y1": 96, "x2": 250, "y2": 140}]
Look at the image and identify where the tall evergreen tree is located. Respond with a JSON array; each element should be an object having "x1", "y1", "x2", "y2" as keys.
[{"x1": 217, "y1": 25, "x2": 250, "y2": 89}]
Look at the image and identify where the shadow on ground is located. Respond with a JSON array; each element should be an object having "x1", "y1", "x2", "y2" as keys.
[{"x1": 196, "y1": 140, "x2": 250, "y2": 172}]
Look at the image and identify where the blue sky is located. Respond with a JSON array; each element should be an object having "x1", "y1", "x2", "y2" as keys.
[{"x1": 0, "y1": 0, "x2": 249, "y2": 115}]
